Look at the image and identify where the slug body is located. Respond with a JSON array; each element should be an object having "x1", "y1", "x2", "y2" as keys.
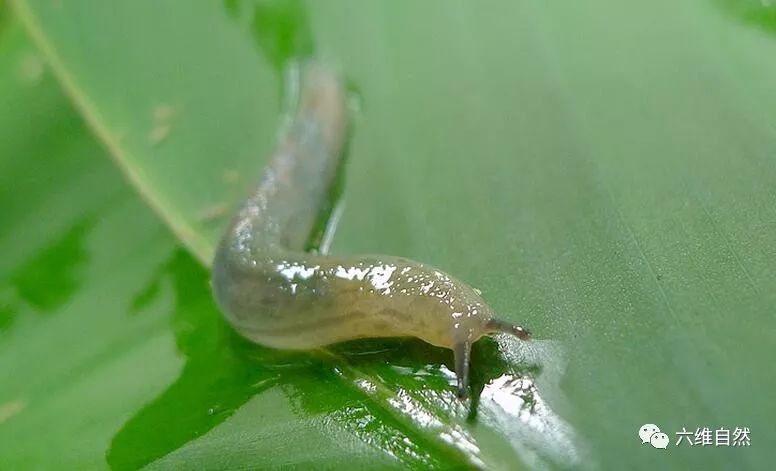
[{"x1": 212, "y1": 64, "x2": 529, "y2": 398}]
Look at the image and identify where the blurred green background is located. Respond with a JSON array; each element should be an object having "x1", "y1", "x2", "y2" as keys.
[{"x1": 1, "y1": 0, "x2": 775, "y2": 469}]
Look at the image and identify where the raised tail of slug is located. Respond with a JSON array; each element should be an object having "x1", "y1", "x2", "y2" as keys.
[
  {"x1": 223, "y1": 63, "x2": 348, "y2": 256},
  {"x1": 294, "y1": 64, "x2": 348, "y2": 160}
]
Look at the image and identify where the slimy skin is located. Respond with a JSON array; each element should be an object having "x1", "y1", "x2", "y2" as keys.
[{"x1": 211, "y1": 64, "x2": 530, "y2": 398}]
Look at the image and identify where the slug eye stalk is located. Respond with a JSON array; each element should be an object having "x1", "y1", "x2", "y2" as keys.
[
  {"x1": 453, "y1": 319, "x2": 531, "y2": 399},
  {"x1": 486, "y1": 318, "x2": 531, "y2": 340}
]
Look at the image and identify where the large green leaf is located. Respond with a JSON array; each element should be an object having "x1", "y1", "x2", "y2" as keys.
[{"x1": 5, "y1": 0, "x2": 776, "y2": 469}]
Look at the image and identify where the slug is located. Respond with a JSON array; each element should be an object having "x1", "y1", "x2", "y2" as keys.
[{"x1": 211, "y1": 63, "x2": 530, "y2": 398}]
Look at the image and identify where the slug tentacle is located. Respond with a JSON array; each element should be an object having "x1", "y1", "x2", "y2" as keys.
[
  {"x1": 453, "y1": 339, "x2": 472, "y2": 399},
  {"x1": 211, "y1": 63, "x2": 530, "y2": 399},
  {"x1": 485, "y1": 318, "x2": 532, "y2": 340}
]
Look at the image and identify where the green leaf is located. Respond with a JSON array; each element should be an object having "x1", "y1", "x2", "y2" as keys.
[{"x1": 6, "y1": 0, "x2": 776, "y2": 469}]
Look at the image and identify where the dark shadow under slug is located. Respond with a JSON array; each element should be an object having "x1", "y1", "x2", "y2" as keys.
[{"x1": 211, "y1": 63, "x2": 530, "y2": 399}]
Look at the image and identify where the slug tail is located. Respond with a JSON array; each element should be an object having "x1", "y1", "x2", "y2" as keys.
[
  {"x1": 221, "y1": 63, "x2": 348, "y2": 254},
  {"x1": 296, "y1": 62, "x2": 348, "y2": 158}
]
